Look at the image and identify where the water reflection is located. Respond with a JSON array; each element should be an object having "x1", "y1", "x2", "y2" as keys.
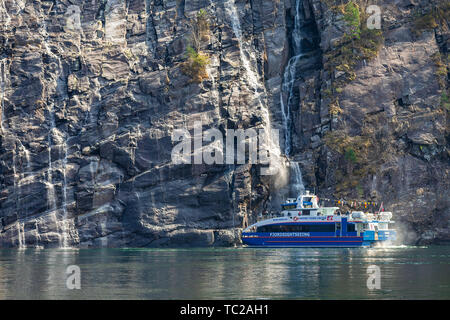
[{"x1": 0, "y1": 246, "x2": 448, "y2": 299}]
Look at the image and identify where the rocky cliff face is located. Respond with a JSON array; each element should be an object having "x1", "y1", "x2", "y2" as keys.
[
  {"x1": 308, "y1": 0, "x2": 449, "y2": 244},
  {"x1": 0, "y1": 0, "x2": 448, "y2": 248}
]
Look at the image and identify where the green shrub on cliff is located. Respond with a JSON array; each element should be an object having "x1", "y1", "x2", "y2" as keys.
[
  {"x1": 181, "y1": 46, "x2": 210, "y2": 83},
  {"x1": 412, "y1": 3, "x2": 450, "y2": 36},
  {"x1": 182, "y1": 10, "x2": 211, "y2": 83},
  {"x1": 188, "y1": 9, "x2": 211, "y2": 52},
  {"x1": 430, "y1": 52, "x2": 448, "y2": 89},
  {"x1": 324, "y1": 26, "x2": 382, "y2": 86},
  {"x1": 324, "y1": 130, "x2": 380, "y2": 198},
  {"x1": 324, "y1": 2, "x2": 383, "y2": 93},
  {"x1": 441, "y1": 92, "x2": 450, "y2": 111},
  {"x1": 342, "y1": 1, "x2": 361, "y2": 39},
  {"x1": 413, "y1": 13, "x2": 438, "y2": 36},
  {"x1": 345, "y1": 147, "x2": 358, "y2": 163}
]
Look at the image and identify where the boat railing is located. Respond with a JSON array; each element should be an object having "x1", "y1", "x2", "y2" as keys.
[{"x1": 256, "y1": 213, "x2": 282, "y2": 222}]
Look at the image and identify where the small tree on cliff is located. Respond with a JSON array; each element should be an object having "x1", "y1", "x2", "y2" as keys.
[
  {"x1": 188, "y1": 9, "x2": 210, "y2": 52},
  {"x1": 343, "y1": 1, "x2": 361, "y2": 40},
  {"x1": 182, "y1": 10, "x2": 211, "y2": 83}
]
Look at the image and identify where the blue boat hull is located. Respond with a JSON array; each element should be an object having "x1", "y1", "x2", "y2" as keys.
[
  {"x1": 241, "y1": 218, "x2": 397, "y2": 248},
  {"x1": 242, "y1": 235, "x2": 369, "y2": 247},
  {"x1": 241, "y1": 231, "x2": 396, "y2": 247}
]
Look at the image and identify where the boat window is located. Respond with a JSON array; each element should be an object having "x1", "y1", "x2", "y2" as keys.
[
  {"x1": 257, "y1": 224, "x2": 335, "y2": 233},
  {"x1": 282, "y1": 203, "x2": 297, "y2": 210},
  {"x1": 308, "y1": 225, "x2": 335, "y2": 232},
  {"x1": 379, "y1": 223, "x2": 387, "y2": 230},
  {"x1": 347, "y1": 224, "x2": 356, "y2": 232}
]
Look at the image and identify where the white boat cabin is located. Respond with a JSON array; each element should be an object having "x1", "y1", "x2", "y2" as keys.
[{"x1": 281, "y1": 191, "x2": 339, "y2": 218}]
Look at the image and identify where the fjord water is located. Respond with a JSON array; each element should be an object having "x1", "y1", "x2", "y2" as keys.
[{"x1": 0, "y1": 246, "x2": 449, "y2": 299}]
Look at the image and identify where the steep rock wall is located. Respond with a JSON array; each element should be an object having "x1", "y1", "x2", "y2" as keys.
[
  {"x1": 297, "y1": 0, "x2": 449, "y2": 244},
  {"x1": 0, "y1": 0, "x2": 448, "y2": 247},
  {"x1": 0, "y1": 0, "x2": 294, "y2": 247}
]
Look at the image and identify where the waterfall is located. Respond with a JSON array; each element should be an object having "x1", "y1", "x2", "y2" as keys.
[
  {"x1": 16, "y1": 221, "x2": 25, "y2": 249},
  {"x1": 12, "y1": 142, "x2": 18, "y2": 209},
  {"x1": 42, "y1": 22, "x2": 72, "y2": 248},
  {"x1": 225, "y1": 0, "x2": 259, "y2": 90},
  {"x1": 0, "y1": 59, "x2": 6, "y2": 132},
  {"x1": 42, "y1": 21, "x2": 58, "y2": 213},
  {"x1": 35, "y1": 217, "x2": 42, "y2": 249},
  {"x1": 46, "y1": 104, "x2": 57, "y2": 211},
  {"x1": 0, "y1": 60, "x2": 24, "y2": 219},
  {"x1": 0, "y1": 18, "x2": 32, "y2": 246},
  {"x1": 23, "y1": 145, "x2": 31, "y2": 175},
  {"x1": 290, "y1": 162, "x2": 305, "y2": 196},
  {"x1": 61, "y1": 139, "x2": 69, "y2": 248},
  {"x1": 224, "y1": 0, "x2": 284, "y2": 177},
  {"x1": 280, "y1": 0, "x2": 307, "y2": 196},
  {"x1": 280, "y1": 0, "x2": 304, "y2": 156},
  {"x1": 46, "y1": 111, "x2": 73, "y2": 248},
  {"x1": 100, "y1": 220, "x2": 108, "y2": 247}
]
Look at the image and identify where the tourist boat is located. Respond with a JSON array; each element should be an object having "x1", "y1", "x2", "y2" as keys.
[{"x1": 241, "y1": 191, "x2": 396, "y2": 247}]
